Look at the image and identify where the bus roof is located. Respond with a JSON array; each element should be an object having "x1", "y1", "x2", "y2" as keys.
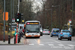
[{"x1": 25, "y1": 20, "x2": 40, "y2": 24}]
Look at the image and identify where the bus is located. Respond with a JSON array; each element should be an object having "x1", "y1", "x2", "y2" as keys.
[{"x1": 24, "y1": 20, "x2": 41, "y2": 38}]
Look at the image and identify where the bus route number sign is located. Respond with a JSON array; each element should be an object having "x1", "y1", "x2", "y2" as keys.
[{"x1": 27, "y1": 22, "x2": 39, "y2": 25}]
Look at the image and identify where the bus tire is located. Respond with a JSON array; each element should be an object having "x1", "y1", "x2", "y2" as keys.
[{"x1": 38, "y1": 37, "x2": 40, "y2": 38}]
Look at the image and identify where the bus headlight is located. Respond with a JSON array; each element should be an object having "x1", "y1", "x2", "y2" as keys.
[
  {"x1": 38, "y1": 34, "x2": 40, "y2": 36},
  {"x1": 40, "y1": 30, "x2": 42, "y2": 32},
  {"x1": 25, "y1": 34, "x2": 28, "y2": 36}
]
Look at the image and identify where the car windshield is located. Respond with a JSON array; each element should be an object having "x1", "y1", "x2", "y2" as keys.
[
  {"x1": 43, "y1": 29, "x2": 49, "y2": 31},
  {"x1": 62, "y1": 31, "x2": 70, "y2": 33},
  {"x1": 26, "y1": 25, "x2": 40, "y2": 33},
  {"x1": 53, "y1": 30, "x2": 59, "y2": 32}
]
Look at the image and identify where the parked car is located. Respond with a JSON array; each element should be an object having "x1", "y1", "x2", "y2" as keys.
[
  {"x1": 50, "y1": 28, "x2": 60, "y2": 37},
  {"x1": 43, "y1": 29, "x2": 50, "y2": 35},
  {"x1": 58, "y1": 30, "x2": 72, "y2": 41}
]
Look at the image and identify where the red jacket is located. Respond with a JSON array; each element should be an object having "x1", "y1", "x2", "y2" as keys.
[{"x1": 22, "y1": 29, "x2": 24, "y2": 32}]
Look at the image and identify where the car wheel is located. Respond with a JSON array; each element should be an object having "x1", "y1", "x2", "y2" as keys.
[
  {"x1": 68, "y1": 39, "x2": 69, "y2": 41},
  {"x1": 48, "y1": 34, "x2": 50, "y2": 35},
  {"x1": 51, "y1": 35, "x2": 53, "y2": 37},
  {"x1": 58, "y1": 37, "x2": 60, "y2": 40},
  {"x1": 59, "y1": 37, "x2": 62, "y2": 40},
  {"x1": 70, "y1": 39, "x2": 71, "y2": 41},
  {"x1": 59, "y1": 38, "x2": 62, "y2": 40},
  {"x1": 68, "y1": 39, "x2": 71, "y2": 41},
  {"x1": 68, "y1": 37, "x2": 72, "y2": 41}
]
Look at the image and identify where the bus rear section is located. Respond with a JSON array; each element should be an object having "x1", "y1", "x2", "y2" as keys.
[{"x1": 25, "y1": 21, "x2": 40, "y2": 38}]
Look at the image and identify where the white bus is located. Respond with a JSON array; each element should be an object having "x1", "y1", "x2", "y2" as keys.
[{"x1": 25, "y1": 20, "x2": 41, "y2": 38}]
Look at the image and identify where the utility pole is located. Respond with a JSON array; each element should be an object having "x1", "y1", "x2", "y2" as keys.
[
  {"x1": 3, "y1": 0, "x2": 5, "y2": 42},
  {"x1": 11, "y1": 0, "x2": 12, "y2": 34},
  {"x1": 72, "y1": 0, "x2": 74, "y2": 25},
  {"x1": 13, "y1": 0, "x2": 14, "y2": 18},
  {"x1": 59, "y1": 5, "x2": 60, "y2": 29},
  {"x1": 51, "y1": 9, "x2": 52, "y2": 30}
]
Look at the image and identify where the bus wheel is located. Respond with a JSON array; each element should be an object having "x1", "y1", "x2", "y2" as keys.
[{"x1": 38, "y1": 37, "x2": 40, "y2": 38}]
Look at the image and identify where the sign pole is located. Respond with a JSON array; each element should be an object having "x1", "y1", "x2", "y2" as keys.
[
  {"x1": 3, "y1": 0, "x2": 5, "y2": 42},
  {"x1": 16, "y1": 23, "x2": 18, "y2": 43}
]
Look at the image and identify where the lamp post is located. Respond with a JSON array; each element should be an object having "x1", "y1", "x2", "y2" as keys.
[
  {"x1": 45, "y1": 9, "x2": 52, "y2": 30},
  {"x1": 52, "y1": 5, "x2": 60, "y2": 28}
]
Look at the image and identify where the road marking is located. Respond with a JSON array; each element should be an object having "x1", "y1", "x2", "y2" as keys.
[
  {"x1": 39, "y1": 44, "x2": 44, "y2": 46},
  {"x1": 34, "y1": 39, "x2": 41, "y2": 44},
  {"x1": 48, "y1": 44, "x2": 54, "y2": 46},
  {"x1": 54, "y1": 40, "x2": 61, "y2": 43},
  {"x1": 64, "y1": 46, "x2": 73, "y2": 49},
  {"x1": 68, "y1": 44, "x2": 75, "y2": 47},
  {"x1": 46, "y1": 42, "x2": 54, "y2": 43},
  {"x1": 29, "y1": 44, "x2": 34, "y2": 45},
  {"x1": 58, "y1": 44, "x2": 64, "y2": 46},
  {"x1": 50, "y1": 46, "x2": 62, "y2": 48}
]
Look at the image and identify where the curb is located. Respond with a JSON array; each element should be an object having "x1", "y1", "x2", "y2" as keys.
[{"x1": 0, "y1": 37, "x2": 24, "y2": 45}]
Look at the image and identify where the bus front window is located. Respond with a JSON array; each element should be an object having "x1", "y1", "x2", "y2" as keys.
[{"x1": 26, "y1": 25, "x2": 40, "y2": 33}]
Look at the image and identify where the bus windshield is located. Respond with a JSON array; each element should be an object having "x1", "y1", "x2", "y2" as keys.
[{"x1": 26, "y1": 24, "x2": 40, "y2": 33}]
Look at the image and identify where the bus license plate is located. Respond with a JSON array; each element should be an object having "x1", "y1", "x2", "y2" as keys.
[{"x1": 32, "y1": 34, "x2": 34, "y2": 37}]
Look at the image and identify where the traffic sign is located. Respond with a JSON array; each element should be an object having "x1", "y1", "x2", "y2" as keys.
[
  {"x1": 22, "y1": 20, "x2": 24, "y2": 22},
  {"x1": 12, "y1": 18, "x2": 15, "y2": 22},
  {"x1": 67, "y1": 23, "x2": 70, "y2": 26},
  {"x1": 69, "y1": 19, "x2": 72, "y2": 23}
]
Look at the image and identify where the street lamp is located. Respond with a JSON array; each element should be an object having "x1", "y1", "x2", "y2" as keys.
[{"x1": 52, "y1": 5, "x2": 60, "y2": 28}]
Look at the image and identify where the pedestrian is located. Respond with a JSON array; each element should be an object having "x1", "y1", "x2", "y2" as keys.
[{"x1": 19, "y1": 26, "x2": 23, "y2": 39}]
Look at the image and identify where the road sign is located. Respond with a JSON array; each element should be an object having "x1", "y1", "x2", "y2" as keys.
[
  {"x1": 22, "y1": 20, "x2": 24, "y2": 22},
  {"x1": 67, "y1": 23, "x2": 70, "y2": 26},
  {"x1": 12, "y1": 18, "x2": 15, "y2": 22},
  {"x1": 3, "y1": 12, "x2": 9, "y2": 21},
  {"x1": 69, "y1": 19, "x2": 71, "y2": 23}
]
